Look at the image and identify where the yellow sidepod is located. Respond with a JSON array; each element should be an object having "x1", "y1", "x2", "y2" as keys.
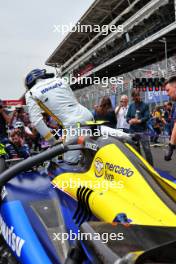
[
  {"x1": 126, "y1": 143, "x2": 176, "y2": 201},
  {"x1": 52, "y1": 144, "x2": 176, "y2": 226}
]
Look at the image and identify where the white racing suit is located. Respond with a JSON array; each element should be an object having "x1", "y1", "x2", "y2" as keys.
[{"x1": 25, "y1": 77, "x2": 93, "y2": 163}]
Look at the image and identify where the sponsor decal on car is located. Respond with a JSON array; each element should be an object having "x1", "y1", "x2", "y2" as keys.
[
  {"x1": 0, "y1": 214, "x2": 25, "y2": 257},
  {"x1": 105, "y1": 163, "x2": 134, "y2": 177},
  {"x1": 94, "y1": 157, "x2": 104, "y2": 177},
  {"x1": 1, "y1": 186, "x2": 7, "y2": 200},
  {"x1": 85, "y1": 142, "x2": 98, "y2": 151},
  {"x1": 94, "y1": 158, "x2": 134, "y2": 179}
]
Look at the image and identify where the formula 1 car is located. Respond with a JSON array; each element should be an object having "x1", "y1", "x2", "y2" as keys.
[{"x1": 0, "y1": 126, "x2": 176, "y2": 264}]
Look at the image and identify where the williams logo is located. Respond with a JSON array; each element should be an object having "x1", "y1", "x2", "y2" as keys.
[
  {"x1": 0, "y1": 215, "x2": 25, "y2": 257},
  {"x1": 94, "y1": 157, "x2": 104, "y2": 177}
]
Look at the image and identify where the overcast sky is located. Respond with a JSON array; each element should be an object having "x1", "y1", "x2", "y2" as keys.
[{"x1": 0, "y1": 0, "x2": 94, "y2": 99}]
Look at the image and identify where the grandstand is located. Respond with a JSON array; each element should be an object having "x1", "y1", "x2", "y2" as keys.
[{"x1": 46, "y1": 0, "x2": 176, "y2": 107}]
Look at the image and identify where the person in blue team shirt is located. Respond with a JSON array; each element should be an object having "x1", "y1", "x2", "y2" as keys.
[
  {"x1": 126, "y1": 89, "x2": 153, "y2": 166},
  {"x1": 165, "y1": 76, "x2": 176, "y2": 160}
]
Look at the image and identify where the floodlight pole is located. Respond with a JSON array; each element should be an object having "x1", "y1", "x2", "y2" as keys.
[{"x1": 159, "y1": 38, "x2": 168, "y2": 78}]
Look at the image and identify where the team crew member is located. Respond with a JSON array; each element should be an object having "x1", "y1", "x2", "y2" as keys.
[
  {"x1": 126, "y1": 89, "x2": 153, "y2": 166},
  {"x1": 164, "y1": 77, "x2": 176, "y2": 161},
  {"x1": 25, "y1": 69, "x2": 93, "y2": 164}
]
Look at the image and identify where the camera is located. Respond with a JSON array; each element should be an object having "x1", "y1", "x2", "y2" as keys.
[{"x1": 16, "y1": 107, "x2": 22, "y2": 113}]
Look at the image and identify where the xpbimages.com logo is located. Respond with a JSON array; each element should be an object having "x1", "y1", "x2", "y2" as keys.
[
  {"x1": 53, "y1": 22, "x2": 123, "y2": 36},
  {"x1": 53, "y1": 230, "x2": 124, "y2": 244},
  {"x1": 52, "y1": 178, "x2": 124, "y2": 192},
  {"x1": 52, "y1": 125, "x2": 128, "y2": 140}
]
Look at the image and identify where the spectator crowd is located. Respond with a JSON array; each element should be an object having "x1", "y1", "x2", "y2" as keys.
[
  {"x1": 93, "y1": 89, "x2": 176, "y2": 165},
  {"x1": 0, "y1": 99, "x2": 60, "y2": 160},
  {"x1": 0, "y1": 88, "x2": 175, "y2": 165}
]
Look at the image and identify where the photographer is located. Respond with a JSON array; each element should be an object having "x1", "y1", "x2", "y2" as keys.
[
  {"x1": 0, "y1": 99, "x2": 10, "y2": 140},
  {"x1": 13, "y1": 121, "x2": 34, "y2": 148},
  {"x1": 10, "y1": 106, "x2": 30, "y2": 128}
]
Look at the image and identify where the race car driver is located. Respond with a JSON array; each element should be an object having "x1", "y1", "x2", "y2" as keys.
[
  {"x1": 25, "y1": 69, "x2": 93, "y2": 164},
  {"x1": 164, "y1": 76, "x2": 176, "y2": 161}
]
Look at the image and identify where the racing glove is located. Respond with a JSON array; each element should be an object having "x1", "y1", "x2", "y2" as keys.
[{"x1": 164, "y1": 143, "x2": 176, "y2": 161}]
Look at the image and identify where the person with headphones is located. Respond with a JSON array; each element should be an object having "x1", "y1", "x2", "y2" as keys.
[
  {"x1": 164, "y1": 76, "x2": 176, "y2": 161},
  {"x1": 25, "y1": 69, "x2": 93, "y2": 164}
]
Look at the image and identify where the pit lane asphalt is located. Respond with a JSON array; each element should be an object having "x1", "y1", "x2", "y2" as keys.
[{"x1": 151, "y1": 146, "x2": 176, "y2": 178}]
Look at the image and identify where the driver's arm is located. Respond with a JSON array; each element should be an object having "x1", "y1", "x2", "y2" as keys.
[{"x1": 25, "y1": 92, "x2": 56, "y2": 144}]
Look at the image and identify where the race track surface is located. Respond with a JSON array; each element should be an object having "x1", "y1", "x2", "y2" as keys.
[{"x1": 151, "y1": 147, "x2": 176, "y2": 178}]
